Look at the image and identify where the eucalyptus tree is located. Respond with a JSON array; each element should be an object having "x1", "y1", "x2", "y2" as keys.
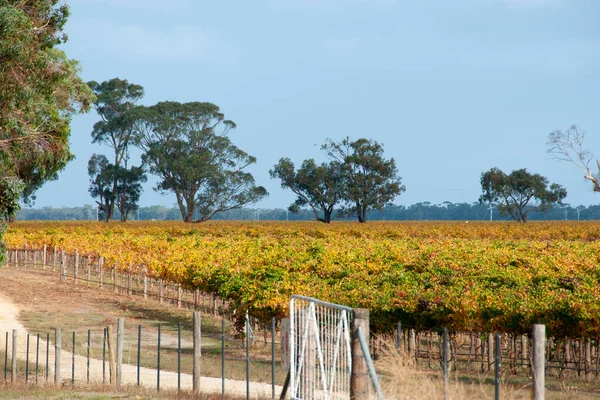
[
  {"x1": 270, "y1": 158, "x2": 343, "y2": 223},
  {"x1": 0, "y1": 1, "x2": 94, "y2": 212},
  {"x1": 87, "y1": 153, "x2": 146, "y2": 222},
  {"x1": 87, "y1": 78, "x2": 145, "y2": 220},
  {"x1": 322, "y1": 137, "x2": 405, "y2": 223},
  {"x1": 479, "y1": 168, "x2": 567, "y2": 223},
  {"x1": 114, "y1": 165, "x2": 147, "y2": 222},
  {"x1": 547, "y1": 125, "x2": 600, "y2": 194},
  {"x1": 87, "y1": 154, "x2": 113, "y2": 221},
  {"x1": 133, "y1": 101, "x2": 267, "y2": 222}
]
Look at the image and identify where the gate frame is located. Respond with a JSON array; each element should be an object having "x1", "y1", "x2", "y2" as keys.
[{"x1": 290, "y1": 295, "x2": 382, "y2": 400}]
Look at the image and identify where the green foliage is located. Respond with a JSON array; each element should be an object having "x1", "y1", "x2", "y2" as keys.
[
  {"x1": 114, "y1": 164, "x2": 147, "y2": 222},
  {"x1": 323, "y1": 137, "x2": 406, "y2": 223},
  {"x1": 0, "y1": 177, "x2": 25, "y2": 221},
  {"x1": 270, "y1": 158, "x2": 342, "y2": 223},
  {"x1": 87, "y1": 154, "x2": 112, "y2": 221},
  {"x1": 87, "y1": 154, "x2": 146, "y2": 222},
  {"x1": 132, "y1": 101, "x2": 267, "y2": 222},
  {"x1": 0, "y1": 2, "x2": 94, "y2": 204},
  {"x1": 88, "y1": 78, "x2": 144, "y2": 163},
  {"x1": 479, "y1": 167, "x2": 567, "y2": 223},
  {"x1": 87, "y1": 78, "x2": 145, "y2": 221}
]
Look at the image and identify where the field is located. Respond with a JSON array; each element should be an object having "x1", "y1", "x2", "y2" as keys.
[{"x1": 5, "y1": 220, "x2": 600, "y2": 338}]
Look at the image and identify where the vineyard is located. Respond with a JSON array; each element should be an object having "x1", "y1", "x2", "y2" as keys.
[{"x1": 5, "y1": 221, "x2": 600, "y2": 338}]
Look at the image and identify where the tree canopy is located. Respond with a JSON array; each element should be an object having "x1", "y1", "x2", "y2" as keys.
[
  {"x1": 270, "y1": 158, "x2": 343, "y2": 223},
  {"x1": 0, "y1": 1, "x2": 94, "y2": 210},
  {"x1": 323, "y1": 137, "x2": 405, "y2": 223},
  {"x1": 87, "y1": 78, "x2": 145, "y2": 221},
  {"x1": 133, "y1": 101, "x2": 267, "y2": 222},
  {"x1": 88, "y1": 78, "x2": 144, "y2": 166},
  {"x1": 479, "y1": 168, "x2": 567, "y2": 223}
]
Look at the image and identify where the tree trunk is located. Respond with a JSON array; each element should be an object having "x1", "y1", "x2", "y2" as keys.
[
  {"x1": 184, "y1": 196, "x2": 195, "y2": 223},
  {"x1": 107, "y1": 179, "x2": 118, "y2": 222},
  {"x1": 357, "y1": 203, "x2": 367, "y2": 223},
  {"x1": 322, "y1": 208, "x2": 332, "y2": 223},
  {"x1": 175, "y1": 193, "x2": 187, "y2": 221}
]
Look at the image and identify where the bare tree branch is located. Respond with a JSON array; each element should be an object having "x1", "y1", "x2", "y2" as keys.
[{"x1": 547, "y1": 125, "x2": 600, "y2": 193}]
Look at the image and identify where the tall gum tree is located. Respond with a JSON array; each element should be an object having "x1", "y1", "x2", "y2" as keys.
[
  {"x1": 322, "y1": 137, "x2": 405, "y2": 223},
  {"x1": 479, "y1": 167, "x2": 567, "y2": 223},
  {"x1": 132, "y1": 101, "x2": 267, "y2": 222},
  {"x1": 270, "y1": 158, "x2": 342, "y2": 223},
  {"x1": 0, "y1": 1, "x2": 94, "y2": 212},
  {"x1": 87, "y1": 78, "x2": 145, "y2": 221}
]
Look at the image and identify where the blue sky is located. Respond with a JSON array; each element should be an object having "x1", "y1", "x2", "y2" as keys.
[{"x1": 36, "y1": 0, "x2": 600, "y2": 209}]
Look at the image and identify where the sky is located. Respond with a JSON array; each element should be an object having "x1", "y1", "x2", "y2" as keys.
[{"x1": 34, "y1": 0, "x2": 600, "y2": 209}]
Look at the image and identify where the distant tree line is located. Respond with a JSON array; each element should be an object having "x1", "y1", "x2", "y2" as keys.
[{"x1": 15, "y1": 202, "x2": 600, "y2": 221}]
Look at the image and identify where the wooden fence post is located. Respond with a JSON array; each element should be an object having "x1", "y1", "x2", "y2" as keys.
[
  {"x1": 585, "y1": 338, "x2": 591, "y2": 381},
  {"x1": 43, "y1": 244, "x2": 47, "y2": 268},
  {"x1": 113, "y1": 270, "x2": 118, "y2": 293},
  {"x1": 350, "y1": 308, "x2": 369, "y2": 400},
  {"x1": 99, "y1": 257, "x2": 104, "y2": 288},
  {"x1": 177, "y1": 285, "x2": 182, "y2": 309},
  {"x1": 116, "y1": 318, "x2": 124, "y2": 388},
  {"x1": 408, "y1": 329, "x2": 416, "y2": 365},
  {"x1": 532, "y1": 324, "x2": 546, "y2": 400},
  {"x1": 87, "y1": 257, "x2": 91, "y2": 287},
  {"x1": 143, "y1": 272, "x2": 147, "y2": 299},
  {"x1": 159, "y1": 279, "x2": 164, "y2": 303},
  {"x1": 106, "y1": 325, "x2": 115, "y2": 385},
  {"x1": 193, "y1": 311, "x2": 201, "y2": 393},
  {"x1": 74, "y1": 250, "x2": 79, "y2": 284},
  {"x1": 55, "y1": 328, "x2": 61, "y2": 384},
  {"x1": 53, "y1": 247, "x2": 57, "y2": 271},
  {"x1": 61, "y1": 250, "x2": 66, "y2": 281}
]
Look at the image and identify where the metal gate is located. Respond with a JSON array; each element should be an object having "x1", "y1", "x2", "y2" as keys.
[{"x1": 290, "y1": 295, "x2": 353, "y2": 400}]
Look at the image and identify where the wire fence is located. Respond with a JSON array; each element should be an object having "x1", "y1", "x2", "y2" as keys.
[
  {"x1": 0, "y1": 322, "x2": 284, "y2": 398},
  {"x1": 379, "y1": 323, "x2": 598, "y2": 380},
  {"x1": 8, "y1": 246, "x2": 227, "y2": 315}
]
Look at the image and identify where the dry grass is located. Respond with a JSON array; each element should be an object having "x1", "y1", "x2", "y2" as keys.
[{"x1": 374, "y1": 342, "x2": 600, "y2": 400}]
